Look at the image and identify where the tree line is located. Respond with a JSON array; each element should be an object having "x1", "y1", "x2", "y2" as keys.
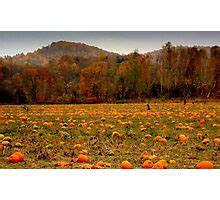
[{"x1": 0, "y1": 42, "x2": 219, "y2": 104}]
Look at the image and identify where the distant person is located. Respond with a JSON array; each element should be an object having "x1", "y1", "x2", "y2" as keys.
[
  {"x1": 146, "y1": 103, "x2": 150, "y2": 110},
  {"x1": 184, "y1": 97, "x2": 186, "y2": 105}
]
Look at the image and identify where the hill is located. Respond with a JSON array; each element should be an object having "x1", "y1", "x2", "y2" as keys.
[{"x1": 4, "y1": 41, "x2": 118, "y2": 66}]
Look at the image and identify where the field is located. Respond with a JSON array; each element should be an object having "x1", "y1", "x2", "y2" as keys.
[{"x1": 0, "y1": 102, "x2": 219, "y2": 169}]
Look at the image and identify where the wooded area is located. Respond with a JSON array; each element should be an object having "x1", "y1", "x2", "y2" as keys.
[{"x1": 0, "y1": 42, "x2": 219, "y2": 104}]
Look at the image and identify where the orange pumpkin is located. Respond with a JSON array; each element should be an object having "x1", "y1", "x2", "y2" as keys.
[
  {"x1": 201, "y1": 138, "x2": 210, "y2": 145},
  {"x1": 153, "y1": 160, "x2": 168, "y2": 169},
  {"x1": 91, "y1": 164, "x2": 102, "y2": 169},
  {"x1": 154, "y1": 136, "x2": 163, "y2": 142},
  {"x1": 195, "y1": 161, "x2": 214, "y2": 169},
  {"x1": 82, "y1": 164, "x2": 93, "y2": 169},
  {"x1": 79, "y1": 149, "x2": 88, "y2": 155},
  {"x1": 178, "y1": 134, "x2": 187, "y2": 142},
  {"x1": 9, "y1": 154, "x2": 20, "y2": 163},
  {"x1": 8, "y1": 152, "x2": 24, "y2": 163},
  {"x1": 144, "y1": 134, "x2": 152, "y2": 138},
  {"x1": 197, "y1": 133, "x2": 203, "y2": 139},
  {"x1": 214, "y1": 138, "x2": 220, "y2": 146},
  {"x1": 140, "y1": 151, "x2": 149, "y2": 159},
  {"x1": 162, "y1": 125, "x2": 167, "y2": 129},
  {"x1": 199, "y1": 119, "x2": 205, "y2": 126},
  {"x1": 161, "y1": 138, "x2": 167, "y2": 143},
  {"x1": 14, "y1": 152, "x2": 25, "y2": 162},
  {"x1": 76, "y1": 154, "x2": 89, "y2": 163},
  {"x1": 157, "y1": 160, "x2": 168, "y2": 169},
  {"x1": 142, "y1": 160, "x2": 153, "y2": 169},
  {"x1": 96, "y1": 160, "x2": 106, "y2": 167},
  {"x1": 120, "y1": 161, "x2": 133, "y2": 169},
  {"x1": 169, "y1": 160, "x2": 176, "y2": 165},
  {"x1": 0, "y1": 134, "x2": 4, "y2": 140},
  {"x1": 73, "y1": 144, "x2": 82, "y2": 149},
  {"x1": 100, "y1": 117, "x2": 106, "y2": 122},
  {"x1": 152, "y1": 162, "x2": 164, "y2": 169},
  {"x1": 69, "y1": 122, "x2": 74, "y2": 127}
]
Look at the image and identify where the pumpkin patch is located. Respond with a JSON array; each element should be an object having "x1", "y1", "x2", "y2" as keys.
[{"x1": 0, "y1": 102, "x2": 219, "y2": 169}]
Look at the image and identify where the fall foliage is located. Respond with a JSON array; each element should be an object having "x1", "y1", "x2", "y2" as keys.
[{"x1": 0, "y1": 41, "x2": 219, "y2": 104}]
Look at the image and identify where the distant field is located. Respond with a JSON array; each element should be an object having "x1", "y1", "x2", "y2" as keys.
[{"x1": 0, "y1": 102, "x2": 219, "y2": 169}]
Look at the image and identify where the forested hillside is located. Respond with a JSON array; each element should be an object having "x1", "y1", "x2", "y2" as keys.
[{"x1": 0, "y1": 41, "x2": 219, "y2": 104}]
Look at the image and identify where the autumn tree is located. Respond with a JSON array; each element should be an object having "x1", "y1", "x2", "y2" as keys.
[{"x1": 78, "y1": 61, "x2": 114, "y2": 101}]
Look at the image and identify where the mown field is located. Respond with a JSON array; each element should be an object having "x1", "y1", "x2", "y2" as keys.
[{"x1": 0, "y1": 102, "x2": 219, "y2": 169}]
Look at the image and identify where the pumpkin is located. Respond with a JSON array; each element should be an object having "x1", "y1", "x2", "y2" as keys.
[
  {"x1": 120, "y1": 161, "x2": 133, "y2": 169},
  {"x1": 142, "y1": 160, "x2": 153, "y2": 169},
  {"x1": 214, "y1": 138, "x2": 220, "y2": 146},
  {"x1": 96, "y1": 160, "x2": 106, "y2": 167},
  {"x1": 199, "y1": 119, "x2": 205, "y2": 126},
  {"x1": 197, "y1": 133, "x2": 203, "y2": 139},
  {"x1": 157, "y1": 160, "x2": 168, "y2": 169},
  {"x1": 69, "y1": 122, "x2": 75, "y2": 127},
  {"x1": 76, "y1": 154, "x2": 89, "y2": 163},
  {"x1": 15, "y1": 142, "x2": 22, "y2": 147},
  {"x1": 178, "y1": 134, "x2": 187, "y2": 142},
  {"x1": 112, "y1": 131, "x2": 121, "y2": 138},
  {"x1": 2, "y1": 141, "x2": 10, "y2": 146},
  {"x1": 14, "y1": 152, "x2": 24, "y2": 162},
  {"x1": 100, "y1": 117, "x2": 106, "y2": 122},
  {"x1": 154, "y1": 136, "x2": 163, "y2": 142},
  {"x1": 161, "y1": 138, "x2": 167, "y2": 143},
  {"x1": 195, "y1": 161, "x2": 214, "y2": 169},
  {"x1": 144, "y1": 134, "x2": 152, "y2": 138},
  {"x1": 0, "y1": 134, "x2": 4, "y2": 140},
  {"x1": 9, "y1": 154, "x2": 20, "y2": 163},
  {"x1": 73, "y1": 144, "x2": 82, "y2": 149},
  {"x1": 152, "y1": 162, "x2": 164, "y2": 169},
  {"x1": 201, "y1": 138, "x2": 210, "y2": 145},
  {"x1": 153, "y1": 160, "x2": 168, "y2": 169},
  {"x1": 169, "y1": 160, "x2": 176, "y2": 165},
  {"x1": 79, "y1": 149, "x2": 88, "y2": 155},
  {"x1": 8, "y1": 152, "x2": 24, "y2": 163},
  {"x1": 140, "y1": 151, "x2": 149, "y2": 159},
  {"x1": 162, "y1": 125, "x2": 167, "y2": 129},
  {"x1": 91, "y1": 164, "x2": 102, "y2": 169},
  {"x1": 3, "y1": 136, "x2": 12, "y2": 142},
  {"x1": 82, "y1": 164, "x2": 93, "y2": 169}
]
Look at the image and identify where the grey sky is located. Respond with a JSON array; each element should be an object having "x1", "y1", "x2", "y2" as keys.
[{"x1": 0, "y1": 32, "x2": 219, "y2": 56}]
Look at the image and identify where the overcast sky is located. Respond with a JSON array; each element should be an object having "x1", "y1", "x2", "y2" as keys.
[{"x1": 0, "y1": 31, "x2": 219, "y2": 56}]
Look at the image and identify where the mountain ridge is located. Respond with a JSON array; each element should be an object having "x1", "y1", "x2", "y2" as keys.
[
  {"x1": 1, "y1": 41, "x2": 215, "y2": 66},
  {"x1": 3, "y1": 40, "x2": 119, "y2": 66}
]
